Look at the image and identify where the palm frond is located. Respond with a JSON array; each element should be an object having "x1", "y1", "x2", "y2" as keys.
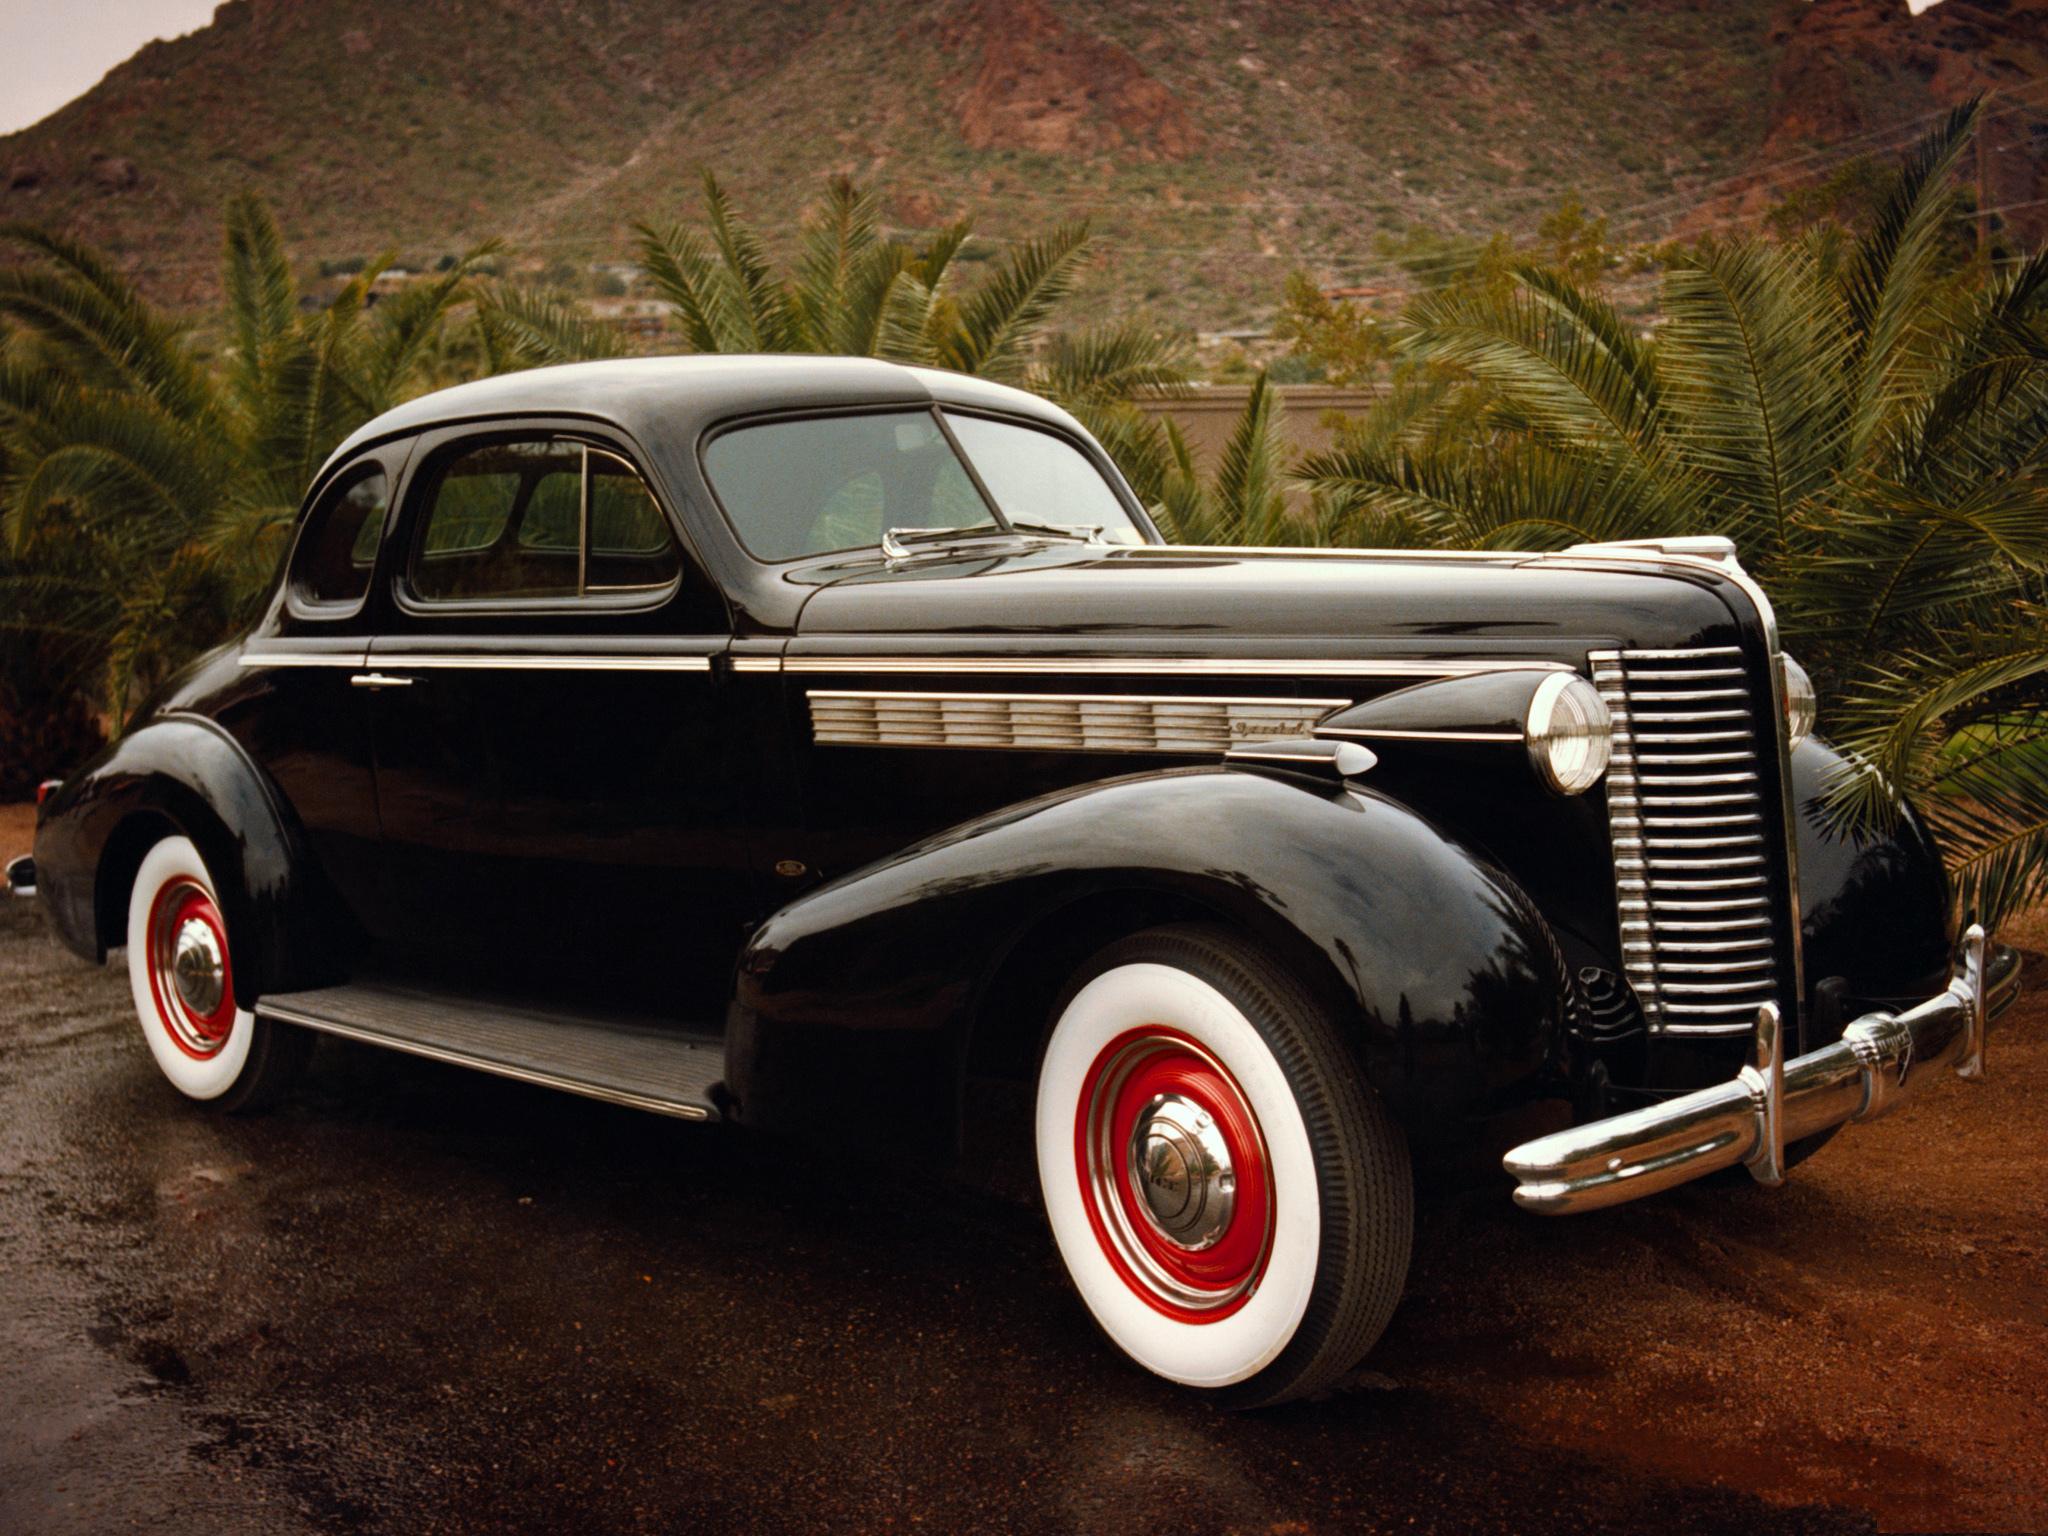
[
  {"x1": 1656, "y1": 239, "x2": 1850, "y2": 553},
  {"x1": 472, "y1": 283, "x2": 627, "y2": 374},
  {"x1": 0, "y1": 227, "x2": 214, "y2": 418},
  {"x1": 697, "y1": 171, "x2": 797, "y2": 352},
  {"x1": 1841, "y1": 98, "x2": 1978, "y2": 467},
  {"x1": 636, "y1": 218, "x2": 734, "y2": 353},
  {"x1": 220, "y1": 192, "x2": 299, "y2": 406},
  {"x1": 359, "y1": 242, "x2": 501, "y2": 410},
  {"x1": 1400, "y1": 266, "x2": 1666, "y2": 463},
  {"x1": 1032, "y1": 320, "x2": 1191, "y2": 409},
  {"x1": 794, "y1": 176, "x2": 883, "y2": 353},
  {"x1": 942, "y1": 222, "x2": 1091, "y2": 381},
  {"x1": 1919, "y1": 723, "x2": 2048, "y2": 925}
]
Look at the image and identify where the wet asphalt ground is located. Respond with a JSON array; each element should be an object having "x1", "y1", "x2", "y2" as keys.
[{"x1": 4, "y1": 886, "x2": 2044, "y2": 1535}]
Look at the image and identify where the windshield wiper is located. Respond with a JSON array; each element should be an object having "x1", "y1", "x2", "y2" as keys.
[
  {"x1": 878, "y1": 521, "x2": 1101, "y2": 558},
  {"x1": 880, "y1": 524, "x2": 1002, "y2": 559},
  {"x1": 879, "y1": 521, "x2": 1093, "y2": 560},
  {"x1": 1004, "y1": 519, "x2": 1104, "y2": 543}
]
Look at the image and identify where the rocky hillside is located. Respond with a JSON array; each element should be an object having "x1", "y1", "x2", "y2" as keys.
[{"x1": 1, "y1": 0, "x2": 2041, "y2": 328}]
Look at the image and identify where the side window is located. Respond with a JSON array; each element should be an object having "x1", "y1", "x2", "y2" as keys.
[
  {"x1": 587, "y1": 451, "x2": 683, "y2": 590},
  {"x1": 409, "y1": 437, "x2": 680, "y2": 604},
  {"x1": 289, "y1": 463, "x2": 390, "y2": 612}
]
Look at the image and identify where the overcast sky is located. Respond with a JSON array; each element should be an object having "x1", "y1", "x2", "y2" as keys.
[
  {"x1": 1, "y1": 0, "x2": 220, "y2": 135},
  {"x1": 0, "y1": 0, "x2": 1956, "y2": 140}
]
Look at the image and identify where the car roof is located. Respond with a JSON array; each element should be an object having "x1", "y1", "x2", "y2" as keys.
[{"x1": 318, "y1": 355, "x2": 1088, "y2": 485}]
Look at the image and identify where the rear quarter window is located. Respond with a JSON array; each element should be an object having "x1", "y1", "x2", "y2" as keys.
[{"x1": 288, "y1": 464, "x2": 390, "y2": 612}]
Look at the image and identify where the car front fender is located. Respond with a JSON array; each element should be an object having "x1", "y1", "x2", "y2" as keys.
[
  {"x1": 1793, "y1": 739, "x2": 1956, "y2": 1028},
  {"x1": 730, "y1": 765, "x2": 1568, "y2": 1146}
]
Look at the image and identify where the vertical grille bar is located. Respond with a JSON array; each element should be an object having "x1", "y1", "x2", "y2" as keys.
[{"x1": 1590, "y1": 646, "x2": 1783, "y2": 1036}]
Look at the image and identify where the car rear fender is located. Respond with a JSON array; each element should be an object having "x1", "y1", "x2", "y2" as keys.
[{"x1": 33, "y1": 713, "x2": 328, "y2": 994}]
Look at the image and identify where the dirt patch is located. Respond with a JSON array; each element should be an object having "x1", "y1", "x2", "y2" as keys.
[
  {"x1": 1387, "y1": 918, "x2": 2048, "y2": 1533},
  {"x1": 943, "y1": 0, "x2": 1200, "y2": 161}
]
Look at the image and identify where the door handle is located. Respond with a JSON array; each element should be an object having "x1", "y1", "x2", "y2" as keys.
[{"x1": 350, "y1": 672, "x2": 417, "y2": 690}]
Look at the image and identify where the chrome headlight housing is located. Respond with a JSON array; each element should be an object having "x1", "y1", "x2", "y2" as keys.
[
  {"x1": 1780, "y1": 654, "x2": 1817, "y2": 750},
  {"x1": 1525, "y1": 674, "x2": 1612, "y2": 795}
]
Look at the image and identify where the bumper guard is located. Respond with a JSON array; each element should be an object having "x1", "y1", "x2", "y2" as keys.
[{"x1": 1505, "y1": 925, "x2": 2022, "y2": 1214}]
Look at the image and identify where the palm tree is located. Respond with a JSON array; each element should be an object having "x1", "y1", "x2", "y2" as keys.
[
  {"x1": 0, "y1": 196, "x2": 498, "y2": 715},
  {"x1": 1297, "y1": 101, "x2": 2048, "y2": 924}
]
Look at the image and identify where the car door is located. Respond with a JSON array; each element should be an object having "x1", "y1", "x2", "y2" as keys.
[
  {"x1": 218, "y1": 444, "x2": 410, "y2": 942},
  {"x1": 362, "y1": 423, "x2": 750, "y2": 1018}
]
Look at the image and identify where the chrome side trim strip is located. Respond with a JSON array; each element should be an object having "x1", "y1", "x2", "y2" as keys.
[
  {"x1": 238, "y1": 652, "x2": 366, "y2": 668},
  {"x1": 254, "y1": 1002, "x2": 714, "y2": 1122},
  {"x1": 363, "y1": 654, "x2": 715, "y2": 672},
  {"x1": 1137, "y1": 543, "x2": 1534, "y2": 562},
  {"x1": 730, "y1": 656, "x2": 784, "y2": 673},
  {"x1": 243, "y1": 651, "x2": 715, "y2": 672},
  {"x1": 783, "y1": 656, "x2": 1571, "y2": 678},
  {"x1": 808, "y1": 689, "x2": 1350, "y2": 754},
  {"x1": 1315, "y1": 727, "x2": 1523, "y2": 744}
]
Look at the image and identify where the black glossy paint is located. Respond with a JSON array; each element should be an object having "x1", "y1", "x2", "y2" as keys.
[
  {"x1": 34, "y1": 709, "x2": 344, "y2": 996},
  {"x1": 1792, "y1": 740, "x2": 1953, "y2": 1014},
  {"x1": 29, "y1": 357, "x2": 1963, "y2": 1161},
  {"x1": 731, "y1": 767, "x2": 1566, "y2": 1149}
]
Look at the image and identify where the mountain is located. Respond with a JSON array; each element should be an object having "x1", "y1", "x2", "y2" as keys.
[{"x1": 1, "y1": 0, "x2": 2041, "y2": 329}]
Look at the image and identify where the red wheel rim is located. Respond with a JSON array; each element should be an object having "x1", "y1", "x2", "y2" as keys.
[
  {"x1": 145, "y1": 877, "x2": 236, "y2": 1059},
  {"x1": 1073, "y1": 1026, "x2": 1273, "y2": 1322}
]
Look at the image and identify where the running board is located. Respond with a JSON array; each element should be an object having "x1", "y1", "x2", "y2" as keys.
[{"x1": 255, "y1": 980, "x2": 725, "y2": 1121}]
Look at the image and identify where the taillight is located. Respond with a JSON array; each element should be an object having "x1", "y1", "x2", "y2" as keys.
[{"x1": 36, "y1": 778, "x2": 61, "y2": 805}]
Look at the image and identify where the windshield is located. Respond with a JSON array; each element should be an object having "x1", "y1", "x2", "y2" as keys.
[{"x1": 701, "y1": 408, "x2": 1145, "y2": 562}]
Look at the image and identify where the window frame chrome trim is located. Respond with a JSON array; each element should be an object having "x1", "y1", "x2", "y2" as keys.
[{"x1": 392, "y1": 428, "x2": 687, "y2": 618}]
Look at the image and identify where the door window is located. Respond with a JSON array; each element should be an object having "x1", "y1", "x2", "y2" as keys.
[
  {"x1": 409, "y1": 437, "x2": 681, "y2": 603},
  {"x1": 288, "y1": 464, "x2": 390, "y2": 612}
]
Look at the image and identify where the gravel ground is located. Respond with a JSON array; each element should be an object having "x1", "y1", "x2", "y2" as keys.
[{"x1": 2, "y1": 798, "x2": 2044, "y2": 1534}]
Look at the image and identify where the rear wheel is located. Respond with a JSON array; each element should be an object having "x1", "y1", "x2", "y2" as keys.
[
  {"x1": 1035, "y1": 924, "x2": 1413, "y2": 1407},
  {"x1": 125, "y1": 834, "x2": 309, "y2": 1110}
]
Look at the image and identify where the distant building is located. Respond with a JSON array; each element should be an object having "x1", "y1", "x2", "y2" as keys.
[{"x1": 588, "y1": 298, "x2": 670, "y2": 340}]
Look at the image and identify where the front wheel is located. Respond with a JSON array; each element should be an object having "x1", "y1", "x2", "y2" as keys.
[
  {"x1": 125, "y1": 833, "x2": 310, "y2": 1110},
  {"x1": 1035, "y1": 924, "x2": 1413, "y2": 1408}
]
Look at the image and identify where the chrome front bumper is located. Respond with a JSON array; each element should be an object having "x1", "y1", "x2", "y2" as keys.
[{"x1": 1505, "y1": 925, "x2": 2022, "y2": 1214}]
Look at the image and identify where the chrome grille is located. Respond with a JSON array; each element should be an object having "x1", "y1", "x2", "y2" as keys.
[{"x1": 1591, "y1": 645, "x2": 1783, "y2": 1036}]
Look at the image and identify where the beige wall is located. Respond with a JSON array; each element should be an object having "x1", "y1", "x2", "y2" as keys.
[{"x1": 1131, "y1": 385, "x2": 1384, "y2": 465}]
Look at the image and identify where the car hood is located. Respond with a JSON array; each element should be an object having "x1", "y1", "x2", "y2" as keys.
[{"x1": 788, "y1": 543, "x2": 1749, "y2": 665}]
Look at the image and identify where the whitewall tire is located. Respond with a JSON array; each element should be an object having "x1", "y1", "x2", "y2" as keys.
[
  {"x1": 125, "y1": 834, "x2": 307, "y2": 1109},
  {"x1": 1036, "y1": 925, "x2": 1412, "y2": 1407}
]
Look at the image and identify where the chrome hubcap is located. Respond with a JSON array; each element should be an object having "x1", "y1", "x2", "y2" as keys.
[
  {"x1": 171, "y1": 917, "x2": 225, "y2": 1018},
  {"x1": 1127, "y1": 1092, "x2": 1236, "y2": 1251}
]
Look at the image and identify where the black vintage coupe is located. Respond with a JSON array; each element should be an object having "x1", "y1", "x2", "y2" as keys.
[{"x1": 15, "y1": 357, "x2": 2019, "y2": 1406}]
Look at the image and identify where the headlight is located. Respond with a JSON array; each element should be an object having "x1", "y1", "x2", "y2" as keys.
[
  {"x1": 1525, "y1": 674, "x2": 1612, "y2": 795},
  {"x1": 1781, "y1": 654, "x2": 1816, "y2": 749}
]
